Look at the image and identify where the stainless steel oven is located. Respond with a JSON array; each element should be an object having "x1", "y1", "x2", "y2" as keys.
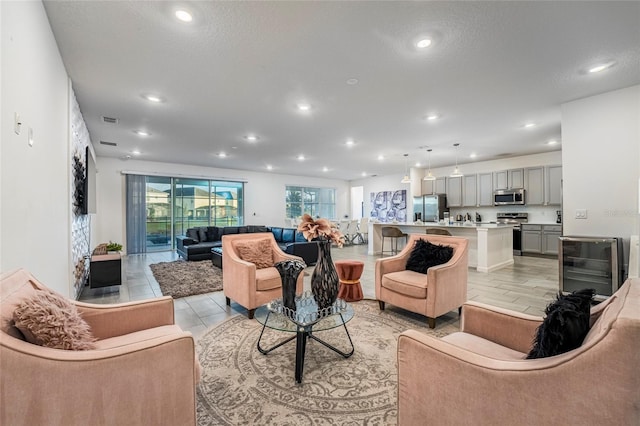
[{"x1": 497, "y1": 213, "x2": 528, "y2": 256}]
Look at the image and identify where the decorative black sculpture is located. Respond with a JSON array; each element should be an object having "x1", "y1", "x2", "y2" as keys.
[{"x1": 275, "y1": 259, "x2": 306, "y2": 312}]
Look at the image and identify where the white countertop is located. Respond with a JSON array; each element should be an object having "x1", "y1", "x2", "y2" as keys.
[{"x1": 371, "y1": 221, "x2": 513, "y2": 229}]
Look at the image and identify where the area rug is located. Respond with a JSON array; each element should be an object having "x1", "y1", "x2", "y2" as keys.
[
  {"x1": 149, "y1": 260, "x2": 223, "y2": 298},
  {"x1": 196, "y1": 300, "x2": 460, "y2": 425}
]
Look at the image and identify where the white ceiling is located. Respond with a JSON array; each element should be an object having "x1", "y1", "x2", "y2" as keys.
[{"x1": 43, "y1": 1, "x2": 640, "y2": 181}]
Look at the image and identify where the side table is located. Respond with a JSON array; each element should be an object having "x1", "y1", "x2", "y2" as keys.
[
  {"x1": 90, "y1": 253, "x2": 122, "y2": 288},
  {"x1": 335, "y1": 260, "x2": 364, "y2": 302}
]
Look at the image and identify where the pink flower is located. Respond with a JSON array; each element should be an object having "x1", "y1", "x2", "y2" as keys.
[{"x1": 297, "y1": 214, "x2": 345, "y2": 248}]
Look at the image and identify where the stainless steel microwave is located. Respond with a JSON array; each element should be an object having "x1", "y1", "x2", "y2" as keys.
[{"x1": 494, "y1": 188, "x2": 525, "y2": 205}]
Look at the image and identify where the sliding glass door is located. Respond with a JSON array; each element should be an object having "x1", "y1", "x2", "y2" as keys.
[{"x1": 145, "y1": 177, "x2": 172, "y2": 252}]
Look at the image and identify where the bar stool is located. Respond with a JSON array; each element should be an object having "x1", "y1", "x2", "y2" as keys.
[
  {"x1": 426, "y1": 228, "x2": 452, "y2": 236},
  {"x1": 381, "y1": 226, "x2": 407, "y2": 256}
]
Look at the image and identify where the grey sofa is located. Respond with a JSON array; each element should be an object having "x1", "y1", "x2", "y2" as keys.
[{"x1": 176, "y1": 225, "x2": 319, "y2": 268}]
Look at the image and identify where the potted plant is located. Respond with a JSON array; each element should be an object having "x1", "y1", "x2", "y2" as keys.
[{"x1": 106, "y1": 241, "x2": 123, "y2": 254}]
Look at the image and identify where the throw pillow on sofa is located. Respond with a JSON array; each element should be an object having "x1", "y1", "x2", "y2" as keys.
[
  {"x1": 13, "y1": 291, "x2": 96, "y2": 350},
  {"x1": 405, "y1": 239, "x2": 454, "y2": 274},
  {"x1": 186, "y1": 228, "x2": 200, "y2": 242},
  {"x1": 527, "y1": 288, "x2": 595, "y2": 359},
  {"x1": 198, "y1": 228, "x2": 208, "y2": 242},
  {"x1": 235, "y1": 239, "x2": 273, "y2": 269}
]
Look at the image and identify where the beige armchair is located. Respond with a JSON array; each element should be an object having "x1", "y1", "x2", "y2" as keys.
[
  {"x1": 375, "y1": 234, "x2": 468, "y2": 328},
  {"x1": 1, "y1": 268, "x2": 199, "y2": 425},
  {"x1": 397, "y1": 278, "x2": 640, "y2": 425},
  {"x1": 222, "y1": 232, "x2": 304, "y2": 319}
]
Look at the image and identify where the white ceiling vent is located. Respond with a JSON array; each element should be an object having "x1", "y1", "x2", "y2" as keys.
[
  {"x1": 101, "y1": 116, "x2": 119, "y2": 124},
  {"x1": 99, "y1": 140, "x2": 117, "y2": 147}
]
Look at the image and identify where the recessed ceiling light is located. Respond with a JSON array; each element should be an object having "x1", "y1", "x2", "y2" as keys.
[
  {"x1": 175, "y1": 10, "x2": 193, "y2": 22},
  {"x1": 426, "y1": 114, "x2": 439, "y2": 121},
  {"x1": 322, "y1": 166, "x2": 329, "y2": 172},
  {"x1": 132, "y1": 150, "x2": 141, "y2": 155},
  {"x1": 523, "y1": 123, "x2": 536, "y2": 129},
  {"x1": 297, "y1": 103, "x2": 311, "y2": 112},
  {"x1": 415, "y1": 162, "x2": 421, "y2": 167},
  {"x1": 143, "y1": 94, "x2": 164, "y2": 103},
  {"x1": 218, "y1": 152, "x2": 227, "y2": 158},
  {"x1": 377, "y1": 155, "x2": 384, "y2": 161},
  {"x1": 547, "y1": 139, "x2": 559, "y2": 145},
  {"x1": 588, "y1": 62, "x2": 615, "y2": 73},
  {"x1": 470, "y1": 153, "x2": 477, "y2": 158},
  {"x1": 361, "y1": 172, "x2": 367, "y2": 177},
  {"x1": 266, "y1": 165, "x2": 273, "y2": 171},
  {"x1": 345, "y1": 138, "x2": 355, "y2": 146},
  {"x1": 245, "y1": 135, "x2": 259, "y2": 142},
  {"x1": 416, "y1": 38, "x2": 432, "y2": 49},
  {"x1": 346, "y1": 78, "x2": 359, "y2": 85},
  {"x1": 134, "y1": 130, "x2": 151, "y2": 136},
  {"x1": 297, "y1": 154, "x2": 305, "y2": 161}
]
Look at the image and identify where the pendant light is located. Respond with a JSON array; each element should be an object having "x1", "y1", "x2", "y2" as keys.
[
  {"x1": 400, "y1": 154, "x2": 411, "y2": 183},
  {"x1": 423, "y1": 148, "x2": 436, "y2": 181},
  {"x1": 450, "y1": 143, "x2": 464, "y2": 177}
]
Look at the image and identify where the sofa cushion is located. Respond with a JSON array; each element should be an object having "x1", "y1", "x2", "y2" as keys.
[
  {"x1": 247, "y1": 225, "x2": 269, "y2": 233},
  {"x1": 13, "y1": 291, "x2": 96, "y2": 350},
  {"x1": 295, "y1": 231, "x2": 308, "y2": 242},
  {"x1": 186, "y1": 228, "x2": 200, "y2": 242},
  {"x1": 282, "y1": 228, "x2": 296, "y2": 243},
  {"x1": 224, "y1": 227, "x2": 240, "y2": 235},
  {"x1": 442, "y1": 332, "x2": 526, "y2": 360},
  {"x1": 527, "y1": 288, "x2": 595, "y2": 359},
  {"x1": 255, "y1": 267, "x2": 282, "y2": 291},
  {"x1": 235, "y1": 239, "x2": 273, "y2": 269},
  {"x1": 271, "y1": 227, "x2": 283, "y2": 242},
  {"x1": 206, "y1": 226, "x2": 221, "y2": 242},
  {"x1": 382, "y1": 270, "x2": 427, "y2": 299},
  {"x1": 405, "y1": 239, "x2": 453, "y2": 274},
  {"x1": 198, "y1": 228, "x2": 208, "y2": 242},
  {"x1": 238, "y1": 226, "x2": 249, "y2": 233}
]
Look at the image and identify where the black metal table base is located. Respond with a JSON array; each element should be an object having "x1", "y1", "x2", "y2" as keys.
[{"x1": 257, "y1": 312, "x2": 355, "y2": 383}]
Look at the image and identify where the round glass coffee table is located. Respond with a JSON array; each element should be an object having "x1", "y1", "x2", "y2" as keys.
[{"x1": 254, "y1": 295, "x2": 355, "y2": 383}]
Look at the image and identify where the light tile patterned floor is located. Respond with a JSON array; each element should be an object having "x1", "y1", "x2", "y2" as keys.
[{"x1": 80, "y1": 244, "x2": 559, "y2": 339}]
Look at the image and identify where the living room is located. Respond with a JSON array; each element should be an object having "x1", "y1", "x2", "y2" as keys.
[{"x1": 1, "y1": 1, "x2": 639, "y2": 425}]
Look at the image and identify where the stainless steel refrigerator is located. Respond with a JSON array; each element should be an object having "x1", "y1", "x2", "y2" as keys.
[{"x1": 413, "y1": 194, "x2": 448, "y2": 222}]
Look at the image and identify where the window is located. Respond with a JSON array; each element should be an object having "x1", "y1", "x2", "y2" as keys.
[{"x1": 286, "y1": 186, "x2": 335, "y2": 219}]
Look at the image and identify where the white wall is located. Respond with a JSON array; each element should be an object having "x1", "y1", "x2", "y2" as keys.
[
  {"x1": 562, "y1": 85, "x2": 640, "y2": 238},
  {"x1": 1, "y1": 1, "x2": 72, "y2": 295},
  {"x1": 94, "y1": 157, "x2": 350, "y2": 252},
  {"x1": 350, "y1": 151, "x2": 563, "y2": 223}
]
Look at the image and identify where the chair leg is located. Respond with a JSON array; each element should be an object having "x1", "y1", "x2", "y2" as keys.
[
  {"x1": 428, "y1": 317, "x2": 436, "y2": 329},
  {"x1": 378, "y1": 300, "x2": 385, "y2": 310},
  {"x1": 248, "y1": 308, "x2": 255, "y2": 319},
  {"x1": 458, "y1": 306, "x2": 462, "y2": 315},
  {"x1": 226, "y1": 297, "x2": 231, "y2": 306}
]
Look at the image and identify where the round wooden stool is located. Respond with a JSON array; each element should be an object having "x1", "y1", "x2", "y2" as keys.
[{"x1": 335, "y1": 260, "x2": 364, "y2": 302}]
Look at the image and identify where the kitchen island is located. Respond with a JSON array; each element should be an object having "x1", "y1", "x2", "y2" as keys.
[{"x1": 368, "y1": 222, "x2": 514, "y2": 272}]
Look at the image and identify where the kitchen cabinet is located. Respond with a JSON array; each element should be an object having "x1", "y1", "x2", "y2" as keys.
[
  {"x1": 522, "y1": 224, "x2": 562, "y2": 255},
  {"x1": 525, "y1": 167, "x2": 545, "y2": 205},
  {"x1": 446, "y1": 176, "x2": 463, "y2": 207},
  {"x1": 435, "y1": 177, "x2": 446, "y2": 195},
  {"x1": 542, "y1": 225, "x2": 562, "y2": 255},
  {"x1": 546, "y1": 165, "x2": 562, "y2": 205},
  {"x1": 522, "y1": 224, "x2": 542, "y2": 254},
  {"x1": 422, "y1": 179, "x2": 435, "y2": 195},
  {"x1": 478, "y1": 172, "x2": 493, "y2": 206},
  {"x1": 494, "y1": 168, "x2": 524, "y2": 190},
  {"x1": 462, "y1": 174, "x2": 477, "y2": 207}
]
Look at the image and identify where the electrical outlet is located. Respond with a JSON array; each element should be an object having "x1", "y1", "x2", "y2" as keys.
[
  {"x1": 575, "y1": 209, "x2": 588, "y2": 219},
  {"x1": 14, "y1": 112, "x2": 22, "y2": 135}
]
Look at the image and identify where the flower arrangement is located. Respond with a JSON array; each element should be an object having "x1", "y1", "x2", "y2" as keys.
[{"x1": 297, "y1": 214, "x2": 345, "y2": 248}]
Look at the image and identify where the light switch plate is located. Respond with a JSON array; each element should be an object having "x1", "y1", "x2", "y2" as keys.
[
  {"x1": 14, "y1": 112, "x2": 21, "y2": 135},
  {"x1": 575, "y1": 209, "x2": 588, "y2": 219}
]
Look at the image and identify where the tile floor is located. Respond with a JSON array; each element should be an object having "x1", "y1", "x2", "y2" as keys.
[{"x1": 80, "y1": 244, "x2": 559, "y2": 339}]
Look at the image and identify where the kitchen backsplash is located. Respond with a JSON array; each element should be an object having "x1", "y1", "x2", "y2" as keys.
[{"x1": 447, "y1": 205, "x2": 561, "y2": 224}]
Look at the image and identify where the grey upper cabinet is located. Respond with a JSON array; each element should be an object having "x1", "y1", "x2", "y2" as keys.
[
  {"x1": 546, "y1": 165, "x2": 562, "y2": 205},
  {"x1": 493, "y1": 168, "x2": 524, "y2": 190},
  {"x1": 525, "y1": 167, "x2": 545, "y2": 205},
  {"x1": 446, "y1": 176, "x2": 463, "y2": 207},
  {"x1": 462, "y1": 174, "x2": 477, "y2": 207},
  {"x1": 435, "y1": 177, "x2": 446, "y2": 195},
  {"x1": 421, "y1": 179, "x2": 435, "y2": 195},
  {"x1": 478, "y1": 172, "x2": 493, "y2": 207}
]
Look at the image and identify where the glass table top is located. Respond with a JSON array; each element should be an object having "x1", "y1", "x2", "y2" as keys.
[{"x1": 254, "y1": 294, "x2": 354, "y2": 332}]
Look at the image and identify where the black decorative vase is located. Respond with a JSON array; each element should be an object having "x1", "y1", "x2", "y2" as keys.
[
  {"x1": 311, "y1": 240, "x2": 339, "y2": 310},
  {"x1": 275, "y1": 259, "x2": 306, "y2": 312}
]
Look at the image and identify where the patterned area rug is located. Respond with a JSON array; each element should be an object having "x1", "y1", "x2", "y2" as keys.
[
  {"x1": 149, "y1": 260, "x2": 223, "y2": 298},
  {"x1": 196, "y1": 300, "x2": 459, "y2": 425}
]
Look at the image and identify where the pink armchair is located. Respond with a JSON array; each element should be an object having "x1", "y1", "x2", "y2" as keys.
[
  {"x1": 375, "y1": 234, "x2": 469, "y2": 328},
  {"x1": 1, "y1": 269, "x2": 199, "y2": 425},
  {"x1": 222, "y1": 233, "x2": 305, "y2": 319},
  {"x1": 397, "y1": 278, "x2": 640, "y2": 425}
]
